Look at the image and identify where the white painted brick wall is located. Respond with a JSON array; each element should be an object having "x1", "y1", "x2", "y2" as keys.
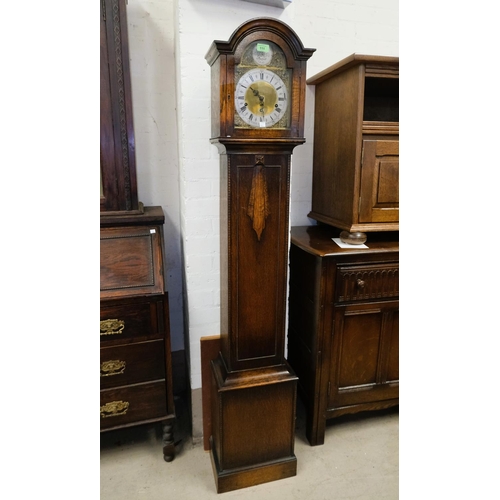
[
  {"x1": 126, "y1": 0, "x2": 185, "y2": 352},
  {"x1": 127, "y1": 0, "x2": 398, "y2": 390}
]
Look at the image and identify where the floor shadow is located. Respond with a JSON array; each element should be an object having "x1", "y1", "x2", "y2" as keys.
[{"x1": 293, "y1": 393, "x2": 399, "y2": 447}]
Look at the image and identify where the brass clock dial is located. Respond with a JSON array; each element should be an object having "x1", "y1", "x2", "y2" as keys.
[
  {"x1": 233, "y1": 40, "x2": 291, "y2": 130},
  {"x1": 235, "y1": 69, "x2": 288, "y2": 128}
]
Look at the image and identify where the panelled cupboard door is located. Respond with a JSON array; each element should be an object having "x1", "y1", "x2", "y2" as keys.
[
  {"x1": 359, "y1": 139, "x2": 399, "y2": 224},
  {"x1": 329, "y1": 300, "x2": 399, "y2": 409}
]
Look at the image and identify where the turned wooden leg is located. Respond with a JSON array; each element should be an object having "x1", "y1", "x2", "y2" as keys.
[{"x1": 162, "y1": 420, "x2": 175, "y2": 462}]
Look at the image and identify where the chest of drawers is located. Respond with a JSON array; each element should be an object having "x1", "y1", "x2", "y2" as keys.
[
  {"x1": 287, "y1": 225, "x2": 399, "y2": 446},
  {"x1": 100, "y1": 207, "x2": 175, "y2": 461}
]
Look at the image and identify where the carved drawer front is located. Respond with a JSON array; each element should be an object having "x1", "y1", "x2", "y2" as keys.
[
  {"x1": 100, "y1": 381, "x2": 167, "y2": 430},
  {"x1": 100, "y1": 298, "x2": 164, "y2": 343},
  {"x1": 335, "y1": 263, "x2": 398, "y2": 303},
  {"x1": 100, "y1": 340, "x2": 165, "y2": 390}
]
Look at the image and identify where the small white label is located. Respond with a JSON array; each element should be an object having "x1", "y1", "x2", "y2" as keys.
[
  {"x1": 150, "y1": 229, "x2": 156, "y2": 234},
  {"x1": 332, "y1": 238, "x2": 368, "y2": 249},
  {"x1": 259, "y1": 121, "x2": 266, "y2": 128}
]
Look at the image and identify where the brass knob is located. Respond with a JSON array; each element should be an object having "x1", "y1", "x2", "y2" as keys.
[{"x1": 356, "y1": 279, "x2": 366, "y2": 288}]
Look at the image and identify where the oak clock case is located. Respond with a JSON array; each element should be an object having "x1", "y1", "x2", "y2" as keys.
[
  {"x1": 100, "y1": 0, "x2": 175, "y2": 462},
  {"x1": 205, "y1": 18, "x2": 315, "y2": 493},
  {"x1": 206, "y1": 18, "x2": 313, "y2": 145}
]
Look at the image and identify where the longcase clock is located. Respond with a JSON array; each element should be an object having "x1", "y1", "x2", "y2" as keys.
[{"x1": 205, "y1": 18, "x2": 314, "y2": 493}]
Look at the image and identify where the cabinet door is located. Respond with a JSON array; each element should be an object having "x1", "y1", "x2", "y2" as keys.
[
  {"x1": 359, "y1": 139, "x2": 399, "y2": 224},
  {"x1": 329, "y1": 300, "x2": 398, "y2": 409}
]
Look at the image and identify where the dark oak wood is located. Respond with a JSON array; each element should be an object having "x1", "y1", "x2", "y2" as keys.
[
  {"x1": 206, "y1": 17, "x2": 315, "y2": 144},
  {"x1": 100, "y1": 339, "x2": 166, "y2": 389},
  {"x1": 100, "y1": 381, "x2": 168, "y2": 430},
  {"x1": 209, "y1": 356, "x2": 297, "y2": 493},
  {"x1": 307, "y1": 54, "x2": 399, "y2": 235},
  {"x1": 100, "y1": 210, "x2": 176, "y2": 462},
  {"x1": 100, "y1": 0, "x2": 175, "y2": 460},
  {"x1": 219, "y1": 152, "x2": 292, "y2": 372},
  {"x1": 287, "y1": 225, "x2": 399, "y2": 446},
  {"x1": 100, "y1": 293, "x2": 166, "y2": 344},
  {"x1": 100, "y1": 0, "x2": 140, "y2": 213},
  {"x1": 206, "y1": 19, "x2": 314, "y2": 493},
  {"x1": 201, "y1": 335, "x2": 221, "y2": 451},
  {"x1": 100, "y1": 205, "x2": 165, "y2": 227},
  {"x1": 100, "y1": 226, "x2": 165, "y2": 299}
]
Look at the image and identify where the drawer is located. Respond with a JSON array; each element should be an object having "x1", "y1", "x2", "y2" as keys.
[
  {"x1": 100, "y1": 339, "x2": 165, "y2": 389},
  {"x1": 100, "y1": 296, "x2": 166, "y2": 344},
  {"x1": 100, "y1": 381, "x2": 167, "y2": 430},
  {"x1": 335, "y1": 263, "x2": 398, "y2": 303}
]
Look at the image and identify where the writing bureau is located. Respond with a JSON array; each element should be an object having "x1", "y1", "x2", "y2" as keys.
[{"x1": 100, "y1": 207, "x2": 176, "y2": 461}]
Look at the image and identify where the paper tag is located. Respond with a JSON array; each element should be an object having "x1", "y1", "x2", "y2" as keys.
[
  {"x1": 150, "y1": 229, "x2": 156, "y2": 234},
  {"x1": 259, "y1": 121, "x2": 266, "y2": 127},
  {"x1": 332, "y1": 238, "x2": 368, "y2": 249},
  {"x1": 256, "y1": 43, "x2": 270, "y2": 53}
]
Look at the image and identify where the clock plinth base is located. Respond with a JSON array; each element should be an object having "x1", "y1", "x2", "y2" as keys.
[
  {"x1": 209, "y1": 439, "x2": 297, "y2": 494},
  {"x1": 209, "y1": 355, "x2": 298, "y2": 493}
]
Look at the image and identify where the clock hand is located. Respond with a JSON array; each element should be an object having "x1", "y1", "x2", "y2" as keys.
[
  {"x1": 250, "y1": 87, "x2": 265, "y2": 104},
  {"x1": 258, "y1": 95, "x2": 265, "y2": 114},
  {"x1": 249, "y1": 86, "x2": 266, "y2": 113}
]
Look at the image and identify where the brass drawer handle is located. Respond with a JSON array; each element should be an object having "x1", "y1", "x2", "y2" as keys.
[
  {"x1": 356, "y1": 279, "x2": 366, "y2": 288},
  {"x1": 100, "y1": 319, "x2": 125, "y2": 336},
  {"x1": 100, "y1": 360, "x2": 126, "y2": 377},
  {"x1": 100, "y1": 400, "x2": 129, "y2": 418}
]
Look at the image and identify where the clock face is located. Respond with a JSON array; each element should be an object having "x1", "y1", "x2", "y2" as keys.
[
  {"x1": 235, "y1": 69, "x2": 288, "y2": 128},
  {"x1": 234, "y1": 40, "x2": 291, "y2": 130}
]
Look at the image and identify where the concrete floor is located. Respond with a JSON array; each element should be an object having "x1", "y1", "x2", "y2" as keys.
[{"x1": 100, "y1": 396, "x2": 398, "y2": 499}]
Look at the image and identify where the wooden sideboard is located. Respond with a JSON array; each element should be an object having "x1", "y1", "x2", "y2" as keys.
[
  {"x1": 100, "y1": 207, "x2": 176, "y2": 461},
  {"x1": 287, "y1": 225, "x2": 399, "y2": 446}
]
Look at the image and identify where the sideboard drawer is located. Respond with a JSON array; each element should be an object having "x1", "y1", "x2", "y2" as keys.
[
  {"x1": 100, "y1": 381, "x2": 167, "y2": 430},
  {"x1": 100, "y1": 339, "x2": 165, "y2": 389},
  {"x1": 335, "y1": 263, "x2": 399, "y2": 303},
  {"x1": 100, "y1": 297, "x2": 164, "y2": 343}
]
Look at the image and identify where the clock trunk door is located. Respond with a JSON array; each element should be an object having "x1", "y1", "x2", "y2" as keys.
[
  {"x1": 224, "y1": 153, "x2": 291, "y2": 372},
  {"x1": 359, "y1": 139, "x2": 399, "y2": 224}
]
